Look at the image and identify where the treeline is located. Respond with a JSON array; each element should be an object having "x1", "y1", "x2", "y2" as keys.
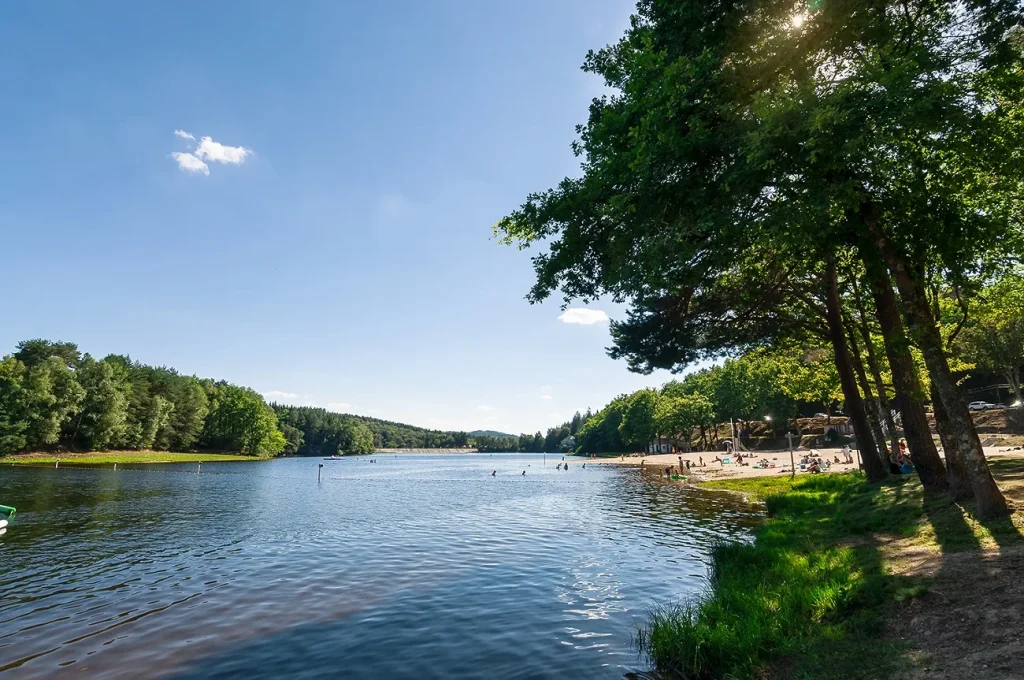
[
  {"x1": 474, "y1": 411, "x2": 594, "y2": 453},
  {"x1": 271, "y1": 406, "x2": 470, "y2": 455},
  {"x1": 497, "y1": 2, "x2": 1024, "y2": 521},
  {"x1": 574, "y1": 345, "x2": 839, "y2": 454},
  {"x1": 272, "y1": 405, "x2": 599, "y2": 456},
  {"x1": 0, "y1": 339, "x2": 286, "y2": 457}
]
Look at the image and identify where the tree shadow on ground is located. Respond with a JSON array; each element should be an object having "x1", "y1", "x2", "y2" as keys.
[{"x1": 877, "y1": 459, "x2": 1024, "y2": 679}]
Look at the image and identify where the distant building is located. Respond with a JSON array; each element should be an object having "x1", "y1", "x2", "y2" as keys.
[{"x1": 647, "y1": 436, "x2": 690, "y2": 454}]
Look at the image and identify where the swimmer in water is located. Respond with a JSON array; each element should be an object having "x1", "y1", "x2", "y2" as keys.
[
  {"x1": 522, "y1": 470, "x2": 526, "y2": 476},
  {"x1": 491, "y1": 470, "x2": 496, "y2": 476}
]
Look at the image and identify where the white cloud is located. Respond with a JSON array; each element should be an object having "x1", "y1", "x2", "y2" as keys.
[
  {"x1": 541, "y1": 395, "x2": 554, "y2": 400},
  {"x1": 172, "y1": 151, "x2": 209, "y2": 175},
  {"x1": 262, "y1": 390, "x2": 298, "y2": 400},
  {"x1": 475, "y1": 405, "x2": 496, "y2": 412},
  {"x1": 170, "y1": 130, "x2": 251, "y2": 175},
  {"x1": 326, "y1": 402, "x2": 353, "y2": 413},
  {"x1": 194, "y1": 136, "x2": 252, "y2": 164},
  {"x1": 558, "y1": 308, "x2": 609, "y2": 325}
]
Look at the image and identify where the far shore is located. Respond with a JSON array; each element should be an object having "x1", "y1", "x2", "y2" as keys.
[
  {"x1": 375, "y1": 448, "x2": 480, "y2": 454},
  {"x1": 6, "y1": 451, "x2": 262, "y2": 466}
]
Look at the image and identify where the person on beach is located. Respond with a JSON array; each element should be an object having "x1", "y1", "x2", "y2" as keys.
[
  {"x1": 888, "y1": 447, "x2": 902, "y2": 475},
  {"x1": 841, "y1": 445, "x2": 853, "y2": 464},
  {"x1": 678, "y1": 456, "x2": 684, "y2": 471}
]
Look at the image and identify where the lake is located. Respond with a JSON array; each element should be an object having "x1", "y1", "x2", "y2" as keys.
[{"x1": 0, "y1": 454, "x2": 757, "y2": 679}]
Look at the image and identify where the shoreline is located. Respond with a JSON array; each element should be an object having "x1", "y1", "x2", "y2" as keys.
[
  {"x1": 595, "y1": 444, "x2": 1024, "y2": 482},
  {"x1": 638, "y1": 456, "x2": 1024, "y2": 678},
  {"x1": 5, "y1": 451, "x2": 262, "y2": 466}
]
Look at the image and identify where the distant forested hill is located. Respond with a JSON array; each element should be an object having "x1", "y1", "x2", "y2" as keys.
[
  {"x1": 272, "y1": 405, "x2": 470, "y2": 455},
  {"x1": 468, "y1": 430, "x2": 516, "y2": 439}
]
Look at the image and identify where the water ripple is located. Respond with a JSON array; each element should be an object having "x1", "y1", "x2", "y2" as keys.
[{"x1": 0, "y1": 455, "x2": 758, "y2": 678}]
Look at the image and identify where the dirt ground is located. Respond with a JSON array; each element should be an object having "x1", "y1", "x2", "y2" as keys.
[{"x1": 883, "y1": 462, "x2": 1024, "y2": 680}]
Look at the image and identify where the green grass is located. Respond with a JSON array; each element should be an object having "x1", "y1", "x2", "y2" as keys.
[
  {"x1": 5, "y1": 451, "x2": 262, "y2": 465},
  {"x1": 635, "y1": 471, "x2": 987, "y2": 679}
]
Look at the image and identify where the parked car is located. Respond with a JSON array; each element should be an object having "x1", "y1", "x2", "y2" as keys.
[{"x1": 968, "y1": 401, "x2": 997, "y2": 411}]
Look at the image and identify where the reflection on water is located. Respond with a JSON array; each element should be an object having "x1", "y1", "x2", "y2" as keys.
[{"x1": 0, "y1": 455, "x2": 757, "y2": 678}]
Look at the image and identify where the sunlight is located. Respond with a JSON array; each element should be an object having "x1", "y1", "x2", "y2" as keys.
[{"x1": 791, "y1": 12, "x2": 806, "y2": 28}]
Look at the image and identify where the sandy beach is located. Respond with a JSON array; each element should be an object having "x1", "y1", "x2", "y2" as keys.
[{"x1": 593, "y1": 444, "x2": 1024, "y2": 481}]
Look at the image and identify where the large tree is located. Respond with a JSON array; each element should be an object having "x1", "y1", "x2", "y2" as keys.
[
  {"x1": 497, "y1": 0, "x2": 1022, "y2": 511},
  {"x1": 71, "y1": 356, "x2": 129, "y2": 450}
]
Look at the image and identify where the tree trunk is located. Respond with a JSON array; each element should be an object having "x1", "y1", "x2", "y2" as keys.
[
  {"x1": 846, "y1": 320, "x2": 890, "y2": 459},
  {"x1": 824, "y1": 257, "x2": 887, "y2": 482},
  {"x1": 868, "y1": 267, "x2": 949, "y2": 492},
  {"x1": 850, "y1": 273, "x2": 901, "y2": 458},
  {"x1": 879, "y1": 247, "x2": 1009, "y2": 517},
  {"x1": 1007, "y1": 369, "x2": 1023, "y2": 405},
  {"x1": 930, "y1": 381, "x2": 973, "y2": 501}
]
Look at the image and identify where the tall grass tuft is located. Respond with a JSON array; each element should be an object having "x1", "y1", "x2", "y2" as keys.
[{"x1": 636, "y1": 473, "x2": 890, "y2": 679}]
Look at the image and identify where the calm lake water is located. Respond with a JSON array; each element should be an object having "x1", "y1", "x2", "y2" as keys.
[{"x1": 0, "y1": 454, "x2": 757, "y2": 679}]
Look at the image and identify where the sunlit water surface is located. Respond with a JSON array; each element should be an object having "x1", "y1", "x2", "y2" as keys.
[{"x1": 0, "y1": 454, "x2": 757, "y2": 678}]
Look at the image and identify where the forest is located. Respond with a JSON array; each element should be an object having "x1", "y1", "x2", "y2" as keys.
[
  {"x1": 0, "y1": 339, "x2": 286, "y2": 457},
  {"x1": 271, "y1": 405, "x2": 475, "y2": 456},
  {"x1": 0, "y1": 339, "x2": 506, "y2": 458}
]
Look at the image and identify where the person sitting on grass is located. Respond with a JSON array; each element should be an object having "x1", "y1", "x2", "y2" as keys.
[
  {"x1": 888, "y1": 448, "x2": 903, "y2": 475},
  {"x1": 896, "y1": 440, "x2": 914, "y2": 474}
]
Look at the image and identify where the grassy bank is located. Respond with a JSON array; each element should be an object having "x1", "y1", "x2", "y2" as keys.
[
  {"x1": 638, "y1": 466, "x2": 1024, "y2": 679},
  {"x1": 5, "y1": 451, "x2": 261, "y2": 465}
]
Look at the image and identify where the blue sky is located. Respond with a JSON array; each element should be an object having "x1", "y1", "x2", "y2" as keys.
[{"x1": 0, "y1": 0, "x2": 675, "y2": 434}]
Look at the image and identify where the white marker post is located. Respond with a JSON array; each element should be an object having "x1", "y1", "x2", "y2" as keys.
[{"x1": 787, "y1": 432, "x2": 795, "y2": 479}]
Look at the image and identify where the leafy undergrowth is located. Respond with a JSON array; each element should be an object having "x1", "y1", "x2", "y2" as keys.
[{"x1": 636, "y1": 470, "x2": 1024, "y2": 679}]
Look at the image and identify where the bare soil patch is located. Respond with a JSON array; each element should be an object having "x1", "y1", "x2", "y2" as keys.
[{"x1": 884, "y1": 464, "x2": 1024, "y2": 680}]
